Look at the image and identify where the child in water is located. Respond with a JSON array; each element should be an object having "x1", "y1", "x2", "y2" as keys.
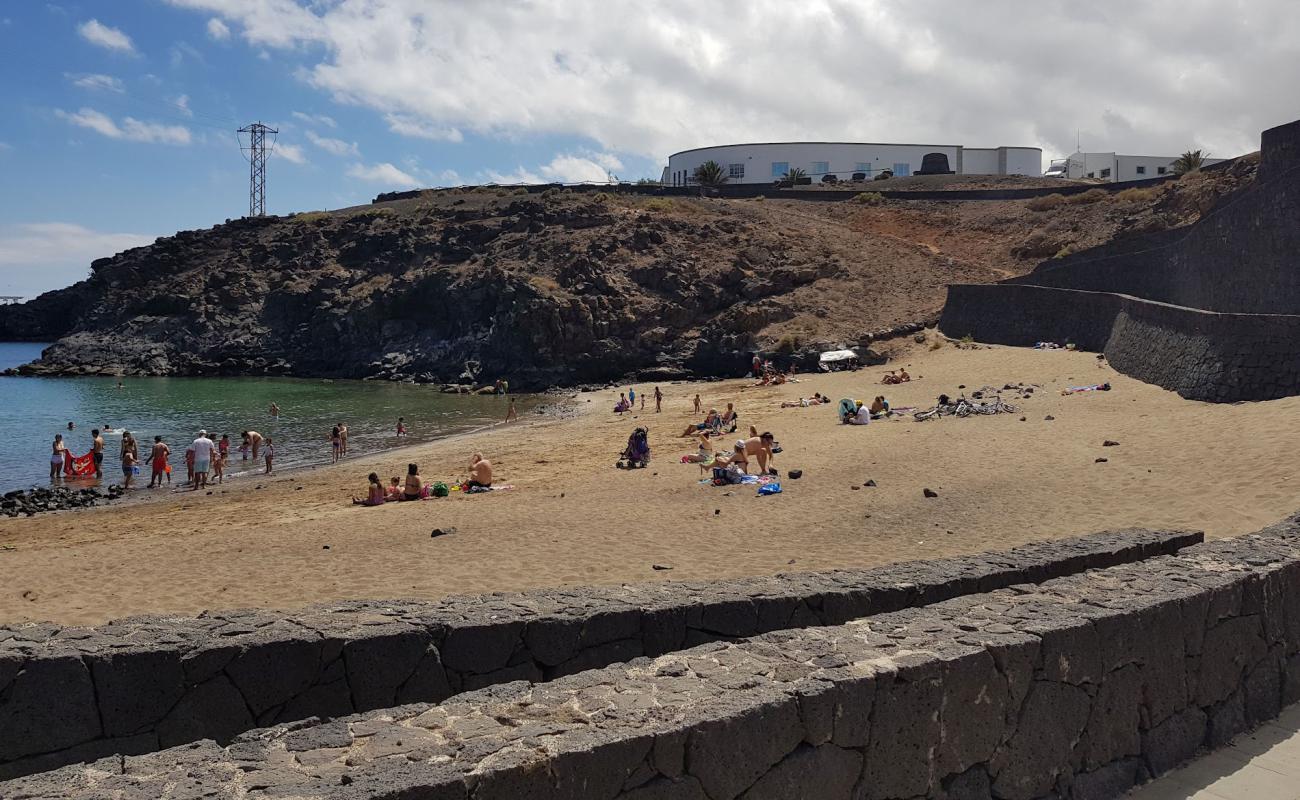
[
  {"x1": 264, "y1": 437, "x2": 275, "y2": 474},
  {"x1": 396, "y1": 417, "x2": 407, "y2": 437}
]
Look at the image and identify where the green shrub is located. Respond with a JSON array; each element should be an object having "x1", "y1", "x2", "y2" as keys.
[
  {"x1": 592, "y1": 191, "x2": 612, "y2": 204},
  {"x1": 1053, "y1": 245, "x2": 1075, "y2": 259},
  {"x1": 775, "y1": 333, "x2": 802, "y2": 354},
  {"x1": 752, "y1": 194, "x2": 765, "y2": 202},
  {"x1": 644, "y1": 198, "x2": 674, "y2": 212},
  {"x1": 292, "y1": 211, "x2": 330, "y2": 223},
  {"x1": 511, "y1": 187, "x2": 529, "y2": 196},
  {"x1": 852, "y1": 191, "x2": 885, "y2": 205},
  {"x1": 1026, "y1": 193, "x2": 1067, "y2": 212}
]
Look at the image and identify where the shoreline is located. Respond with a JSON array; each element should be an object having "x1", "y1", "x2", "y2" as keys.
[
  {"x1": 5, "y1": 340, "x2": 1300, "y2": 627},
  {"x1": 0, "y1": 391, "x2": 584, "y2": 517}
]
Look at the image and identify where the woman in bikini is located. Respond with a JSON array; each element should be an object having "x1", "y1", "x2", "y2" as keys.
[
  {"x1": 352, "y1": 473, "x2": 386, "y2": 506},
  {"x1": 50, "y1": 434, "x2": 67, "y2": 480},
  {"x1": 402, "y1": 463, "x2": 424, "y2": 501},
  {"x1": 330, "y1": 426, "x2": 342, "y2": 464}
]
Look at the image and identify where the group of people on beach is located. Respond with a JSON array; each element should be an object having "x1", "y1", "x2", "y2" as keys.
[
  {"x1": 49, "y1": 424, "x2": 275, "y2": 491},
  {"x1": 614, "y1": 386, "x2": 663, "y2": 414},
  {"x1": 352, "y1": 452, "x2": 493, "y2": 506}
]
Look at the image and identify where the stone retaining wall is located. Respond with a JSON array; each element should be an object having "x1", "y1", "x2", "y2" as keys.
[
  {"x1": 939, "y1": 284, "x2": 1300, "y2": 402},
  {"x1": 0, "y1": 529, "x2": 1198, "y2": 780},
  {"x1": 7, "y1": 515, "x2": 1298, "y2": 800}
]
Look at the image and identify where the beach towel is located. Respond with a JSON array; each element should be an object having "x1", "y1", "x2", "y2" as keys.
[
  {"x1": 757, "y1": 482, "x2": 782, "y2": 496},
  {"x1": 1062, "y1": 383, "x2": 1112, "y2": 395},
  {"x1": 837, "y1": 398, "x2": 857, "y2": 419},
  {"x1": 64, "y1": 450, "x2": 96, "y2": 477}
]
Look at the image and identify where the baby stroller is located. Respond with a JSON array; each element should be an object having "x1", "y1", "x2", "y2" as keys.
[{"x1": 618, "y1": 427, "x2": 651, "y2": 469}]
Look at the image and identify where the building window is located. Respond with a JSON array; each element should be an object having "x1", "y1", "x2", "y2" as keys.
[
  {"x1": 728, "y1": 163, "x2": 745, "y2": 179},
  {"x1": 1087, "y1": 172, "x2": 1095, "y2": 178},
  {"x1": 1157, "y1": 166, "x2": 1167, "y2": 175},
  {"x1": 1100, "y1": 168, "x2": 1111, "y2": 178},
  {"x1": 811, "y1": 161, "x2": 829, "y2": 176},
  {"x1": 772, "y1": 161, "x2": 789, "y2": 178},
  {"x1": 892, "y1": 162, "x2": 911, "y2": 177},
  {"x1": 1136, "y1": 166, "x2": 1146, "y2": 175},
  {"x1": 854, "y1": 162, "x2": 872, "y2": 172}
]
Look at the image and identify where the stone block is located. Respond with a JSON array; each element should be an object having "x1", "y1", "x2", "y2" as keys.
[
  {"x1": 697, "y1": 599, "x2": 759, "y2": 638},
  {"x1": 939, "y1": 766, "x2": 992, "y2": 800},
  {"x1": 223, "y1": 631, "x2": 324, "y2": 717},
  {"x1": 1083, "y1": 663, "x2": 1142, "y2": 769},
  {"x1": 440, "y1": 621, "x2": 523, "y2": 675},
  {"x1": 990, "y1": 681, "x2": 1091, "y2": 800},
  {"x1": 937, "y1": 649, "x2": 1008, "y2": 776},
  {"x1": 1068, "y1": 758, "x2": 1149, "y2": 800},
  {"x1": 1206, "y1": 692, "x2": 1247, "y2": 748},
  {"x1": 1242, "y1": 653, "x2": 1282, "y2": 725},
  {"x1": 1141, "y1": 705, "x2": 1206, "y2": 776},
  {"x1": 619, "y1": 775, "x2": 707, "y2": 800},
  {"x1": 0, "y1": 655, "x2": 101, "y2": 761},
  {"x1": 1195, "y1": 616, "x2": 1267, "y2": 707},
  {"x1": 738, "y1": 743, "x2": 862, "y2": 800},
  {"x1": 89, "y1": 647, "x2": 186, "y2": 737},
  {"x1": 342, "y1": 627, "x2": 432, "y2": 711},
  {"x1": 685, "y1": 693, "x2": 804, "y2": 800},
  {"x1": 156, "y1": 675, "x2": 256, "y2": 748},
  {"x1": 642, "y1": 606, "x2": 687, "y2": 657},
  {"x1": 522, "y1": 616, "x2": 582, "y2": 666},
  {"x1": 395, "y1": 645, "x2": 453, "y2": 705},
  {"x1": 862, "y1": 661, "x2": 943, "y2": 799}
]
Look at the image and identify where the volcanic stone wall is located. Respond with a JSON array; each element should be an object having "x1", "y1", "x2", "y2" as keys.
[
  {"x1": 0, "y1": 529, "x2": 1197, "y2": 781},
  {"x1": 7, "y1": 516, "x2": 1300, "y2": 800},
  {"x1": 1008, "y1": 119, "x2": 1300, "y2": 315},
  {"x1": 939, "y1": 284, "x2": 1300, "y2": 401}
]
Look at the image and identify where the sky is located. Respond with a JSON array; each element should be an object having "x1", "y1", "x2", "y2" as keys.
[{"x1": 1, "y1": 1, "x2": 1297, "y2": 297}]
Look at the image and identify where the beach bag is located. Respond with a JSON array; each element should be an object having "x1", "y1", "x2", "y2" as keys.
[
  {"x1": 431, "y1": 482, "x2": 449, "y2": 498},
  {"x1": 757, "y1": 482, "x2": 783, "y2": 496}
]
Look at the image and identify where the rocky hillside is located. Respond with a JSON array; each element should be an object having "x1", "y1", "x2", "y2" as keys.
[{"x1": 0, "y1": 165, "x2": 1255, "y2": 388}]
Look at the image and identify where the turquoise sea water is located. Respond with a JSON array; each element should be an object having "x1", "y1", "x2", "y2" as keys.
[{"x1": 0, "y1": 342, "x2": 530, "y2": 492}]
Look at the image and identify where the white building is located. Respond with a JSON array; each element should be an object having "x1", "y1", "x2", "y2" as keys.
[
  {"x1": 1057, "y1": 152, "x2": 1226, "y2": 182},
  {"x1": 662, "y1": 141, "x2": 1043, "y2": 186}
]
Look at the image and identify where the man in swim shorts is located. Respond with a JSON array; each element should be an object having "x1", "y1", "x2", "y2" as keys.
[
  {"x1": 148, "y1": 436, "x2": 171, "y2": 488},
  {"x1": 91, "y1": 429, "x2": 105, "y2": 479}
]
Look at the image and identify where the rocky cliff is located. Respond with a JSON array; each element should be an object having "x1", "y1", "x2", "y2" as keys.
[{"x1": 0, "y1": 179, "x2": 1241, "y2": 388}]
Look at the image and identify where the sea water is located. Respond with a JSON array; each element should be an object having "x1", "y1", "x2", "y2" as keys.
[{"x1": 0, "y1": 342, "x2": 531, "y2": 492}]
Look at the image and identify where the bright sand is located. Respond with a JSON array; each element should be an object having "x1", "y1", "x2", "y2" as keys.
[{"x1": 2, "y1": 341, "x2": 1297, "y2": 627}]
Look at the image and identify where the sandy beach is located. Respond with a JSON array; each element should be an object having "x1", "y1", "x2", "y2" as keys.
[{"x1": 2, "y1": 337, "x2": 1297, "y2": 627}]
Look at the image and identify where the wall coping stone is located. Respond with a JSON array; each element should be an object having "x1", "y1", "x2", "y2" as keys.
[
  {"x1": 4, "y1": 515, "x2": 1297, "y2": 800},
  {"x1": 0, "y1": 528, "x2": 1199, "y2": 779}
]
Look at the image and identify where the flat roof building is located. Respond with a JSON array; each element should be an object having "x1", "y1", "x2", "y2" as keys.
[
  {"x1": 1055, "y1": 151, "x2": 1226, "y2": 182},
  {"x1": 662, "y1": 141, "x2": 1042, "y2": 186}
]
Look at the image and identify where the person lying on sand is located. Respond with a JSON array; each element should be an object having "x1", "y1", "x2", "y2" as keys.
[
  {"x1": 468, "y1": 452, "x2": 493, "y2": 488},
  {"x1": 353, "y1": 472, "x2": 386, "y2": 506},
  {"x1": 402, "y1": 463, "x2": 424, "y2": 500},
  {"x1": 680, "y1": 409, "x2": 720, "y2": 437},
  {"x1": 781, "y1": 392, "x2": 826, "y2": 408}
]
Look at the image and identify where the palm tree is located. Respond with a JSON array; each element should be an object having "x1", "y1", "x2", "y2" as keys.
[
  {"x1": 1171, "y1": 149, "x2": 1208, "y2": 176},
  {"x1": 784, "y1": 167, "x2": 807, "y2": 181},
  {"x1": 692, "y1": 160, "x2": 728, "y2": 188}
]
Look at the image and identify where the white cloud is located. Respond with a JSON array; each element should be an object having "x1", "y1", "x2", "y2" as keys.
[
  {"x1": 66, "y1": 73, "x2": 125, "y2": 93},
  {"x1": 272, "y1": 142, "x2": 308, "y2": 164},
  {"x1": 485, "y1": 152, "x2": 621, "y2": 184},
  {"x1": 160, "y1": 1, "x2": 1300, "y2": 165},
  {"x1": 56, "y1": 108, "x2": 192, "y2": 145},
  {"x1": 305, "y1": 130, "x2": 359, "y2": 157},
  {"x1": 384, "y1": 114, "x2": 462, "y2": 143},
  {"x1": 77, "y1": 19, "x2": 135, "y2": 53},
  {"x1": 0, "y1": 223, "x2": 155, "y2": 295},
  {"x1": 206, "y1": 17, "x2": 230, "y2": 40},
  {"x1": 346, "y1": 161, "x2": 420, "y2": 188},
  {"x1": 172, "y1": 94, "x2": 193, "y2": 117},
  {"x1": 291, "y1": 111, "x2": 337, "y2": 128}
]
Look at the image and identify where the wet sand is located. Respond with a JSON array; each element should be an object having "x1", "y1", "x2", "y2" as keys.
[{"x1": 3, "y1": 340, "x2": 1297, "y2": 626}]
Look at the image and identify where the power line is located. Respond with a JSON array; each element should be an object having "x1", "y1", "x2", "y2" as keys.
[{"x1": 237, "y1": 122, "x2": 278, "y2": 217}]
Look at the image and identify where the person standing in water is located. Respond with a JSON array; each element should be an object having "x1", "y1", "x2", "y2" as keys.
[
  {"x1": 338, "y1": 422, "x2": 349, "y2": 456},
  {"x1": 504, "y1": 397, "x2": 518, "y2": 423},
  {"x1": 264, "y1": 437, "x2": 275, "y2": 474},
  {"x1": 191, "y1": 430, "x2": 215, "y2": 490},
  {"x1": 330, "y1": 425, "x2": 342, "y2": 463},
  {"x1": 270, "y1": 402, "x2": 280, "y2": 418},
  {"x1": 91, "y1": 429, "x2": 105, "y2": 479},
  {"x1": 243, "y1": 430, "x2": 264, "y2": 461},
  {"x1": 50, "y1": 434, "x2": 67, "y2": 481},
  {"x1": 396, "y1": 417, "x2": 407, "y2": 437},
  {"x1": 148, "y1": 436, "x2": 170, "y2": 488}
]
